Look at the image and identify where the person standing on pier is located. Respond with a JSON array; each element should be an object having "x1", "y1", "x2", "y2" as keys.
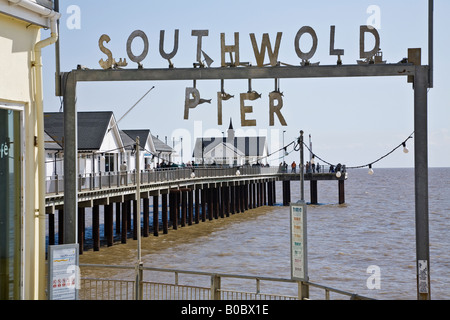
[
  {"x1": 291, "y1": 161, "x2": 297, "y2": 173},
  {"x1": 120, "y1": 161, "x2": 127, "y2": 185}
]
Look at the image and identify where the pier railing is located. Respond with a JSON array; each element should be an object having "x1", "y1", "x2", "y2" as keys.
[
  {"x1": 78, "y1": 264, "x2": 374, "y2": 301},
  {"x1": 45, "y1": 166, "x2": 281, "y2": 195},
  {"x1": 45, "y1": 165, "x2": 343, "y2": 195}
]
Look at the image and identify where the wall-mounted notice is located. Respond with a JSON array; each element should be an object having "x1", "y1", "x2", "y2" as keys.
[
  {"x1": 290, "y1": 201, "x2": 308, "y2": 281},
  {"x1": 48, "y1": 244, "x2": 79, "y2": 300}
]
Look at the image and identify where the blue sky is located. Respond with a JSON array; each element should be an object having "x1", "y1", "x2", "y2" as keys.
[{"x1": 41, "y1": 0, "x2": 449, "y2": 168}]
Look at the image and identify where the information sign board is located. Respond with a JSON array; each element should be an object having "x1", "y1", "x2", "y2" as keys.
[
  {"x1": 48, "y1": 244, "x2": 79, "y2": 300},
  {"x1": 290, "y1": 201, "x2": 308, "y2": 281}
]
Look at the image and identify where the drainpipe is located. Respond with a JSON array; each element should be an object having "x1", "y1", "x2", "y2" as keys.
[{"x1": 35, "y1": 17, "x2": 59, "y2": 300}]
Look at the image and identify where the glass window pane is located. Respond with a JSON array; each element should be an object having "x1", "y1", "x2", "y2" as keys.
[{"x1": 0, "y1": 108, "x2": 22, "y2": 300}]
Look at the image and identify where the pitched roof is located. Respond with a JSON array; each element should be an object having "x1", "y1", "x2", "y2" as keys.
[
  {"x1": 122, "y1": 129, "x2": 149, "y2": 150},
  {"x1": 44, "y1": 111, "x2": 115, "y2": 151},
  {"x1": 119, "y1": 130, "x2": 138, "y2": 150},
  {"x1": 151, "y1": 135, "x2": 174, "y2": 153},
  {"x1": 44, "y1": 130, "x2": 63, "y2": 151}
]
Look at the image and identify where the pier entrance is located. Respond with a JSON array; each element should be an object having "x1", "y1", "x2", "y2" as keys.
[{"x1": 59, "y1": 39, "x2": 432, "y2": 300}]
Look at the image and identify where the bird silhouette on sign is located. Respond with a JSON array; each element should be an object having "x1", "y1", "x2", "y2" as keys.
[
  {"x1": 246, "y1": 91, "x2": 261, "y2": 101},
  {"x1": 220, "y1": 92, "x2": 234, "y2": 101}
]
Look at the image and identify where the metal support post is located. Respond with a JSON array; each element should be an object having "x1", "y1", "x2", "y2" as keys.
[
  {"x1": 63, "y1": 72, "x2": 78, "y2": 244},
  {"x1": 135, "y1": 136, "x2": 143, "y2": 300},
  {"x1": 299, "y1": 130, "x2": 304, "y2": 201},
  {"x1": 414, "y1": 66, "x2": 431, "y2": 300}
]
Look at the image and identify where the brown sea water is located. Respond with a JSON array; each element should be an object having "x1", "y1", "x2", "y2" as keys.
[{"x1": 76, "y1": 168, "x2": 450, "y2": 300}]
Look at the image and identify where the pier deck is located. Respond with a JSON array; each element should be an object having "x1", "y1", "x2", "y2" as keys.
[{"x1": 44, "y1": 166, "x2": 346, "y2": 253}]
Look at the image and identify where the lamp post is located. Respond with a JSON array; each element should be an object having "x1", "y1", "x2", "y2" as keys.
[
  {"x1": 299, "y1": 130, "x2": 304, "y2": 201},
  {"x1": 283, "y1": 130, "x2": 286, "y2": 166},
  {"x1": 135, "y1": 136, "x2": 143, "y2": 300}
]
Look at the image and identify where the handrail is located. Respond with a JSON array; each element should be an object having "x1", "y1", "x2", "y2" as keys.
[
  {"x1": 45, "y1": 165, "x2": 344, "y2": 196},
  {"x1": 45, "y1": 166, "x2": 281, "y2": 195},
  {"x1": 79, "y1": 263, "x2": 374, "y2": 300}
]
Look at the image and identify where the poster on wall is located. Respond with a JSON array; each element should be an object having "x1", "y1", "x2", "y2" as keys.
[
  {"x1": 290, "y1": 201, "x2": 308, "y2": 281},
  {"x1": 48, "y1": 244, "x2": 79, "y2": 300}
]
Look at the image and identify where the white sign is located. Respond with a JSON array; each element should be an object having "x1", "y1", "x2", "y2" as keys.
[
  {"x1": 48, "y1": 244, "x2": 79, "y2": 300},
  {"x1": 290, "y1": 201, "x2": 308, "y2": 281},
  {"x1": 418, "y1": 260, "x2": 429, "y2": 294}
]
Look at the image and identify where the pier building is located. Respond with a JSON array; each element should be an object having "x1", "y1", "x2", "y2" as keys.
[{"x1": 193, "y1": 119, "x2": 268, "y2": 166}]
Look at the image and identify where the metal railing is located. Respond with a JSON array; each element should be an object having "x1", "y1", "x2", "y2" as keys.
[
  {"x1": 45, "y1": 165, "x2": 345, "y2": 195},
  {"x1": 78, "y1": 264, "x2": 374, "y2": 300},
  {"x1": 45, "y1": 166, "x2": 281, "y2": 195}
]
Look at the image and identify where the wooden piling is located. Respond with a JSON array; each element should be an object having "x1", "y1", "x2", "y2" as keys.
[
  {"x1": 230, "y1": 185, "x2": 236, "y2": 214},
  {"x1": 219, "y1": 186, "x2": 225, "y2": 218},
  {"x1": 214, "y1": 187, "x2": 220, "y2": 219},
  {"x1": 188, "y1": 189, "x2": 193, "y2": 225},
  {"x1": 161, "y1": 193, "x2": 168, "y2": 234},
  {"x1": 169, "y1": 191, "x2": 178, "y2": 230},
  {"x1": 115, "y1": 202, "x2": 121, "y2": 234},
  {"x1": 105, "y1": 204, "x2": 114, "y2": 246},
  {"x1": 272, "y1": 181, "x2": 276, "y2": 204},
  {"x1": 201, "y1": 188, "x2": 206, "y2": 222},
  {"x1": 152, "y1": 196, "x2": 158, "y2": 236},
  {"x1": 143, "y1": 198, "x2": 149, "y2": 237},
  {"x1": 257, "y1": 182, "x2": 260, "y2": 207},
  {"x1": 248, "y1": 183, "x2": 253, "y2": 209},
  {"x1": 121, "y1": 201, "x2": 127, "y2": 244},
  {"x1": 144, "y1": 198, "x2": 150, "y2": 236},
  {"x1": 255, "y1": 182, "x2": 259, "y2": 207},
  {"x1": 93, "y1": 205, "x2": 100, "y2": 251},
  {"x1": 181, "y1": 190, "x2": 187, "y2": 227},
  {"x1": 236, "y1": 184, "x2": 241, "y2": 213},
  {"x1": 78, "y1": 207, "x2": 84, "y2": 254},
  {"x1": 133, "y1": 200, "x2": 138, "y2": 240},
  {"x1": 49, "y1": 213, "x2": 55, "y2": 246},
  {"x1": 240, "y1": 185, "x2": 245, "y2": 212},
  {"x1": 263, "y1": 181, "x2": 267, "y2": 205},
  {"x1": 127, "y1": 200, "x2": 131, "y2": 232},
  {"x1": 267, "y1": 181, "x2": 273, "y2": 206},
  {"x1": 58, "y1": 209, "x2": 64, "y2": 245},
  {"x1": 310, "y1": 180, "x2": 318, "y2": 205},
  {"x1": 195, "y1": 188, "x2": 200, "y2": 223},
  {"x1": 282, "y1": 180, "x2": 291, "y2": 205},
  {"x1": 338, "y1": 180, "x2": 345, "y2": 204},
  {"x1": 224, "y1": 186, "x2": 230, "y2": 217},
  {"x1": 207, "y1": 187, "x2": 213, "y2": 220}
]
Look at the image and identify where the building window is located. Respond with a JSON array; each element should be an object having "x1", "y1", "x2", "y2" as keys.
[
  {"x1": 104, "y1": 153, "x2": 115, "y2": 172},
  {"x1": 0, "y1": 106, "x2": 23, "y2": 300}
]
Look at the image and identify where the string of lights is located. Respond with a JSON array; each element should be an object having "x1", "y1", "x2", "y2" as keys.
[
  {"x1": 296, "y1": 131, "x2": 415, "y2": 174},
  {"x1": 46, "y1": 132, "x2": 414, "y2": 176}
]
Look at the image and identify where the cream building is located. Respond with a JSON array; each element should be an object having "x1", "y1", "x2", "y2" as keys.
[{"x1": 0, "y1": 0, "x2": 60, "y2": 300}]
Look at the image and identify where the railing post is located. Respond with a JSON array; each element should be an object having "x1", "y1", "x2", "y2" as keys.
[
  {"x1": 55, "y1": 174, "x2": 59, "y2": 195},
  {"x1": 211, "y1": 275, "x2": 221, "y2": 300},
  {"x1": 135, "y1": 262, "x2": 143, "y2": 300},
  {"x1": 298, "y1": 281, "x2": 309, "y2": 300},
  {"x1": 325, "y1": 289, "x2": 330, "y2": 300}
]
